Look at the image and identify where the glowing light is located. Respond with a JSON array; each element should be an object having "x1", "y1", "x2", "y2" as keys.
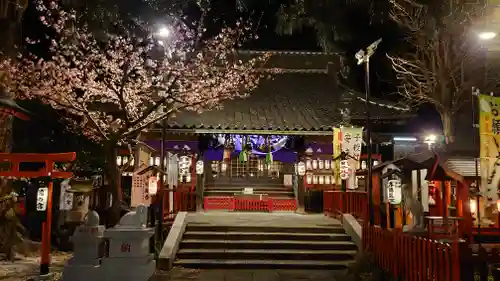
[
  {"x1": 393, "y1": 136, "x2": 417, "y2": 142},
  {"x1": 479, "y1": 31, "x2": 496, "y2": 40},
  {"x1": 470, "y1": 198, "x2": 477, "y2": 214},
  {"x1": 157, "y1": 26, "x2": 170, "y2": 38}
]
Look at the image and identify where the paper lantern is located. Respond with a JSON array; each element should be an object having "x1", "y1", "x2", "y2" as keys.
[{"x1": 148, "y1": 176, "x2": 158, "y2": 195}]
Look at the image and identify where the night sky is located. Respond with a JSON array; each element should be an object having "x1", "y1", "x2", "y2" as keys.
[{"x1": 19, "y1": 0, "x2": 442, "y2": 133}]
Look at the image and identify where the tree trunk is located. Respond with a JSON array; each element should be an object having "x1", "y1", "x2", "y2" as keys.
[
  {"x1": 104, "y1": 140, "x2": 122, "y2": 227},
  {"x1": 439, "y1": 110, "x2": 455, "y2": 144}
]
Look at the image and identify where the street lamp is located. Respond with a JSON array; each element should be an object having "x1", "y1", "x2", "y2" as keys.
[
  {"x1": 157, "y1": 26, "x2": 171, "y2": 38},
  {"x1": 424, "y1": 134, "x2": 437, "y2": 150},
  {"x1": 479, "y1": 31, "x2": 497, "y2": 40},
  {"x1": 355, "y1": 38, "x2": 382, "y2": 226}
]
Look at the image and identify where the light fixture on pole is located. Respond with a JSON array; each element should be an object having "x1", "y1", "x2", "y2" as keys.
[
  {"x1": 355, "y1": 38, "x2": 382, "y2": 226},
  {"x1": 157, "y1": 26, "x2": 171, "y2": 38},
  {"x1": 478, "y1": 31, "x2": 497, "y2": 40},
  {"x1": 424, "y1": 134, "x2": 437, "y2": 150}
]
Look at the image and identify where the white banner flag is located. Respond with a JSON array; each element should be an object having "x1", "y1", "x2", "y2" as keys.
[{"x1": 341, "y1": 127, "x2": 363, "y2": 189}]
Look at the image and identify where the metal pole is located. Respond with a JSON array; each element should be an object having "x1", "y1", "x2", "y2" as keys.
[
  {"x1": 365, "y1": 58, "x2": 374, "y2": 226},
  {"x1": 157, "y1": 120, "x2": 166, "y2": 244},
  {"x1": 472, "y1": 87, "x2": 480, "y2": 238}
]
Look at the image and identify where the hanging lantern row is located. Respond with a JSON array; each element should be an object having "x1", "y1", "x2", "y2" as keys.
[
  {"x1": 306, "y1": 174, "x2": 337, "y2": 185},
  {"x1": 306, "y1": 159, "x2": 332, "y2": 171},
  {"x1": 358, "y1": 160, "x2": 380, "y2": 170}
]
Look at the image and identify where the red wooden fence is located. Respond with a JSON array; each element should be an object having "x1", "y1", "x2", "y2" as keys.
[
  {"x1": 323, "y1": 190, "x2": 367, "y2": 219},
  {"x1": 203, "y1": 196, "x2": 297, "y2": 212},
  {"x1": 161, "y1": 186, "x2": 196, "y2": 220},
  {"x1": 363, "y1": 225, "x2": 460, "y2": 281}
]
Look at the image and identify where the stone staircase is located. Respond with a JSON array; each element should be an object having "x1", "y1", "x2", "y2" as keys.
[{"x1": 173, "y1": 223, "x2": 357, "y2": 269}]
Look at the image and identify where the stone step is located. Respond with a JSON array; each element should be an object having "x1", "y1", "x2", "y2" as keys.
[
  {"x1": 176, "y1": 248, "x2": 357, "y2": 260},
  {"x1": 183, "y1": 231, "x2": 352, "y2": 241},
  {"x1": 185, "y1": 225, "x2": 345, "y2": 234},
  {"x1": 180, "y1": 239, "x2": 357, "y2": 250},
  {"x1": 173, "y1": 258, "x2": 353, "y2": 270}
]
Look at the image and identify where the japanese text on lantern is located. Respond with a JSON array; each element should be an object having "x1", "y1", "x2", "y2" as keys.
[{"x1": 120, "y1": 243, "x2": 131, "y2": 253}]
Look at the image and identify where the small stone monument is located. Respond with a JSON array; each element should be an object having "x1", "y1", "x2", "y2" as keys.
[
  {"x1": 101, "y1": 205, "x2": 155, "y2": 281},
  {"x1": 62, "y1": 210, "x2": 105, "y2": 281}
]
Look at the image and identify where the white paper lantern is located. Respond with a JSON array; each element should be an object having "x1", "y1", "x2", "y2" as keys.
[
  {"x1": 196, "y1": 160, "x2": 204, "y2": 175},
  {"x1": 297, "y1": 161, "x2": 306, "y2": 176},
  {"x1": 148, "y1": 176, "x2": 158, "y2": 195},
  {"x1": 319, "y1": 175, "x2": 324, "y2": 185},
  {"x1": 325, "y1": 160, "x2": 330, "y2": 170},
  {"x1": 306, "y1": 159, "x2": 312, "y2": 170},
  {"x1": 312, "y1": 160, "x2": 318, "y2": 170},
  {"x1": 312, "y1": 175, "x2": 318, "y2": 184},
  {"x1": 306, "y1": 174, "x2": 312, "y2": 184},
  {"x1": 318, "y1": 159, "x2": 324, "y2": 170},
  {"x1": 325, "y1": 176, "x2": 330, "y2": 185},
  {"x1": 387, "y1": 179, "x2": 402, "y2": 204}
]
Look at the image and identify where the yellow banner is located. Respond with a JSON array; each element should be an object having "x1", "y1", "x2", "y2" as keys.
[
  {"x1": 333, "y1": 127, "x2": 341, "y2": 185},
  {"x1": 478, "y1": 94, "x2": 500, "y2": 222}
]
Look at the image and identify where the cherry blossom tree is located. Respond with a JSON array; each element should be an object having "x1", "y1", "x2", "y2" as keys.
[{"x1": 1, "y1": 0, "x2": 272, "y2": 225}]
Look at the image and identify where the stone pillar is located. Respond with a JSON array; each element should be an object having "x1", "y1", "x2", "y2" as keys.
[
  {"x1": 61, "y1": 211, "x2": 105, "y2": 281},
  {"x1": 101, "y1": 205, "x2": 156, "y2": 281}
]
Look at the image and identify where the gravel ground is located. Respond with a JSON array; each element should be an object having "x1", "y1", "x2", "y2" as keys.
[{"x1": 0, "y1": 252, "x2": 71, "y2": 281}]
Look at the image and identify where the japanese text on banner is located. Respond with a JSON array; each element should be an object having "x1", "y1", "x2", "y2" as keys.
[{"x1": 478, "y1": 95, "x2": 500, "y2": 223}]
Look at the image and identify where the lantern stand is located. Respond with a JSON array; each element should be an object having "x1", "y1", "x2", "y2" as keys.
[
  {"x1": 137, "y1": 165, "x2": 166, "y2": 256},
  {"x1": 0, "y1": 153, "x2": 76, "y2": 277}
]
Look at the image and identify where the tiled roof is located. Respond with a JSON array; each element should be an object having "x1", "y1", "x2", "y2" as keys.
[{"x1": 166, "y1": 72, "x2": 411, "y2": 132}]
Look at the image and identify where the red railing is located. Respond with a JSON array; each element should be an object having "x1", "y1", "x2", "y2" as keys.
[
  {"x1": 323, "y1": 190, "x2": 367, "y2": 219},
  {"x1": 161, "y1": 186, "x2": 196, "y2": 220},
  {"x1": 204, "y1": 196, "x2": 296, "y2": 212},
  {"x1": 363, "y1": 224, "x2": 458, "y2": 281}
]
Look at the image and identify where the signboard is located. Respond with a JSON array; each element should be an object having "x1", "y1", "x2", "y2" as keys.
[
  {"x1": 37, "y1": 187, "x2": 48, "y2": 211},
  {"x1": 340, "y1": 160, "x2": 350, "y2": 180},
  {"x1": 479, "y1": 94, "x2": 500, "y2": 221},
  {"x1": 59, "y1": 179, "x2": 73, "y2": 211},
  {"x1": 131, "y1": 170, "x2": 151, "y2": 207},
  {"x1": 387, "y1": 179, "x2": 402, "y2": 205},
  {"x1": 179, "y1": 156, "x2": 191, "y2": 176},
  {"x1": 243, "y1": 187, "x2": 254, "y2": 195}
]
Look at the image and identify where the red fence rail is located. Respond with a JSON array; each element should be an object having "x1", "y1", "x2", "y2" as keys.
[
  {"x1": 161, "y1": 186, "x2": 196, "y2": 220},
  {"x1": 323, "y1": 190, "x2": 367, "y2": 219},
  {"x1": 204, "y1": 196, "x2": 297, "y2": 212},
  {"x1": 363, "y1": 224, "x2": 458, "y2": 281}
]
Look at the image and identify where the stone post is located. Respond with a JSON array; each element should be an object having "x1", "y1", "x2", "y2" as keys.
[
  {"x1": 61, "y1": 210, "x2": 105, "y2": 281},
  {"x1": 101, "y1": 205, "x2": 156, "y2": 281}
]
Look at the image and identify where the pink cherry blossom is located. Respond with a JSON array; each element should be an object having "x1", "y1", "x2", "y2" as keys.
[{"x1": 1, "y1": 0, "x2": 272, "y2": 144}]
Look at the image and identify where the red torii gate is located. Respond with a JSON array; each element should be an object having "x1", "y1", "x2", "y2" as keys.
[{"x1": 0, "y1": 152, "x2": 76, "y2": 276}]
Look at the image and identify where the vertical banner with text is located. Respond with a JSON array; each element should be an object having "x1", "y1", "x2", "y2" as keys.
[
  {"x1": 333, "y1": 128, "x2": 342, "y2": 185},
  {"x1": 340, "y1": 127, "x2": 364, "y2": 190},
  {"x1": 478, "y1": 94, "x2": 500, "y2": 224}
]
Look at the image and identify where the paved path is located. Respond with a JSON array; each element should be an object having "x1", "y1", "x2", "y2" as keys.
[
  {"x1": 186, "y1": 212, "x2": 341, "y2": 227},
  {"x1": 153, "y1": 268, "x2": 344, "y2": 281}
]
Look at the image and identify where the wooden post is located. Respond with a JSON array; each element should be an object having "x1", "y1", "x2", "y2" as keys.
[
  {"x1": 40, "y1": 180, "x2": 54, "y2": 276},
  {"x1": 297, "y1": 175, "x2": 305, "y2": 213}
]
